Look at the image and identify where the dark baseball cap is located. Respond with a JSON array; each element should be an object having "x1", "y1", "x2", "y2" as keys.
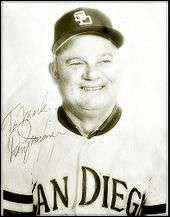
[{"x1": 52, "y1": 7, "x2": 124, "y2": 53}]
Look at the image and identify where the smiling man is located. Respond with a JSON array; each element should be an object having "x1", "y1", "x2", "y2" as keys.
[
  {"x1": 51, "y1": 34, "x2": 121, "y2": 138},
  {"x1": 3, "y1": 7, "x2": 167, "y2": 216}
]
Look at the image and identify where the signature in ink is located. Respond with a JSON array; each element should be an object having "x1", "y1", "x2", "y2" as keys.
[
  {"x1": 1, "y1": 94, "x2": 65, "y2": 163},
  {"x1": 1, "y1": 93, "x2": 49, "y2": 132}
]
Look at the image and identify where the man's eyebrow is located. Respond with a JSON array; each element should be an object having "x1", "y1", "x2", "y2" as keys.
[
  {"x1": 100, "y1": 53, "x2": 113, "y2": 58},
  {"x1": 65, "y1": 57, "x2": 83, "y2": 64}
]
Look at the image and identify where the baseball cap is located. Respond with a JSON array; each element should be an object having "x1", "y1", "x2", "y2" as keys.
[{"x1": 52, "y1": 7, "x2": 124, "y2": 53}]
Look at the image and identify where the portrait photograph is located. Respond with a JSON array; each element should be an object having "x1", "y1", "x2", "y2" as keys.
[{"x1": 1, "y1": 1, "x2": 168, "y2": 216}]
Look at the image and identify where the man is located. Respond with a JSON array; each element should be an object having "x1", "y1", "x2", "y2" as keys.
[{"x1": 2, "y1": 7, "x2": 167, "y2": 216}]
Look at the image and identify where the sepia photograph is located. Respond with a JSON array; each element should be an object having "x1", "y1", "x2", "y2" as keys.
[{"x1": 1, "y1": 1, "x2": 168, "y2": 216}]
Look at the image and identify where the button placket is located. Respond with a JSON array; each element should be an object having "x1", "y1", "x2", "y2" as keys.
[{"x1": 73, "y1": 136, "x2": 94, "y2": 214}]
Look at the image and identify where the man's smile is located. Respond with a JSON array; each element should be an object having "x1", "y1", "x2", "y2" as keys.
[{"x1": 80, "y1": 85, "x2": 105, "y2": 91}]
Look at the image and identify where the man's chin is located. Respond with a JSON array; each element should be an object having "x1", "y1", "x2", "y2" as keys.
[{"x1": 78, "y1": 103, "x2": 107, "y2": 112}]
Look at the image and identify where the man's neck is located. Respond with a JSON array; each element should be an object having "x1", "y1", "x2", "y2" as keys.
[{"x1": 63, "y1": 104, "x2": 116, "y2": 137}]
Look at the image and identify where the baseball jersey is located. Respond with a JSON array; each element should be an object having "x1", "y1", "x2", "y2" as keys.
[{"x1": 2, "y1": 102, "x2": 167, "y2": 216}]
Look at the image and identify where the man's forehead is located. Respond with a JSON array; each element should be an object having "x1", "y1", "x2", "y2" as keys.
[{"x1": 56, "y1": 34, "x2": 118, "y2": 56}]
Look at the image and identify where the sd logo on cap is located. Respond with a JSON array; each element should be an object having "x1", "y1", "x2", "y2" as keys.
[{"x1": 74, "y1": 10, "x2": 93, "y2": 25}]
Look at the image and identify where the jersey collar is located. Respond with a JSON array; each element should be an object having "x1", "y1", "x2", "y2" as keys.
[{"x1": 57, "y1": 105, "x2": 122, "y2": 139}]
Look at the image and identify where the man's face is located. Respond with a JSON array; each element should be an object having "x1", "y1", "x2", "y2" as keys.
[{"x1": 54, "y1": 34, "x2": 121, "y2": 113}]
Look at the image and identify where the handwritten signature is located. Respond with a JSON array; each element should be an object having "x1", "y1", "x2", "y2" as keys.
[{"x1": 1, "y1": 94, "x2": 65, "y2": 163}]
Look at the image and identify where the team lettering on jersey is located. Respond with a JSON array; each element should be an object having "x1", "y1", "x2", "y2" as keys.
[{"x1": 34, "y1": 166, "x2": 145, "y2": 215}]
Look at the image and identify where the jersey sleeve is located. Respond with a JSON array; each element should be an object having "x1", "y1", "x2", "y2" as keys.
[
  {"x1": 141, "y1": 143, "x2": 167, "y2": 216},
  {"x1": 2, "y1": 115, "x2": 39, "y2": 215}
]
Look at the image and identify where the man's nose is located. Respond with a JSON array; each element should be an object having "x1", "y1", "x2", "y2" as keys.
[{"x1": 82, "y1": 64, "x2": 100, "y2": 80}]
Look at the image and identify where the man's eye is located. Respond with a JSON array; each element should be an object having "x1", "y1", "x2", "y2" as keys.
[
  {"x1": 98, "y1": 59, "x2": 112, "y2": 64},
  {"x1": 101, "y1": 60, "x2": 111, "y2": 63},
  {"x1": 69, "y1": 62, "x2": 84, "y2": 66}
]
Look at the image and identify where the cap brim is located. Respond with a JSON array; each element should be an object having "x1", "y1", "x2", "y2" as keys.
[{"x1": 52, "y1": 26, "x2": 124, "y2": 53}]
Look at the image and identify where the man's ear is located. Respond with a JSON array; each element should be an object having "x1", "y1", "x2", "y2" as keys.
[{"x1": 49, "y1": 62, "x2": 59, "y2": 82}]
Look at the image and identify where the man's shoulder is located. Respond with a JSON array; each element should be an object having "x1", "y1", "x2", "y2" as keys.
[{"x1": 101, "y1": 108, "x2": 166, "y2": 166}]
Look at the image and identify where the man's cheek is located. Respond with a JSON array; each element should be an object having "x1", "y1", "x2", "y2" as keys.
[
  {"x1": 59, "y1": 83, "x2": 77, "y2": 97},
  {"x1": 106, "y1": 75, "x2": 121, "y2": 87},
  {"x1": 58, "y1": 75, "x2": 72, "y2": 88}
]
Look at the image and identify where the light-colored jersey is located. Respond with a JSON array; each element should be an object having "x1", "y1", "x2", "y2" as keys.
[{"x1": 2, "y1": 103, "x2": 167, "y2": 216}]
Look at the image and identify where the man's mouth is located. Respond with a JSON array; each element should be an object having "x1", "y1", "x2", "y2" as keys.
[{"x1": 80, "y1": 85, "x2": 105, "y2": 91}]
